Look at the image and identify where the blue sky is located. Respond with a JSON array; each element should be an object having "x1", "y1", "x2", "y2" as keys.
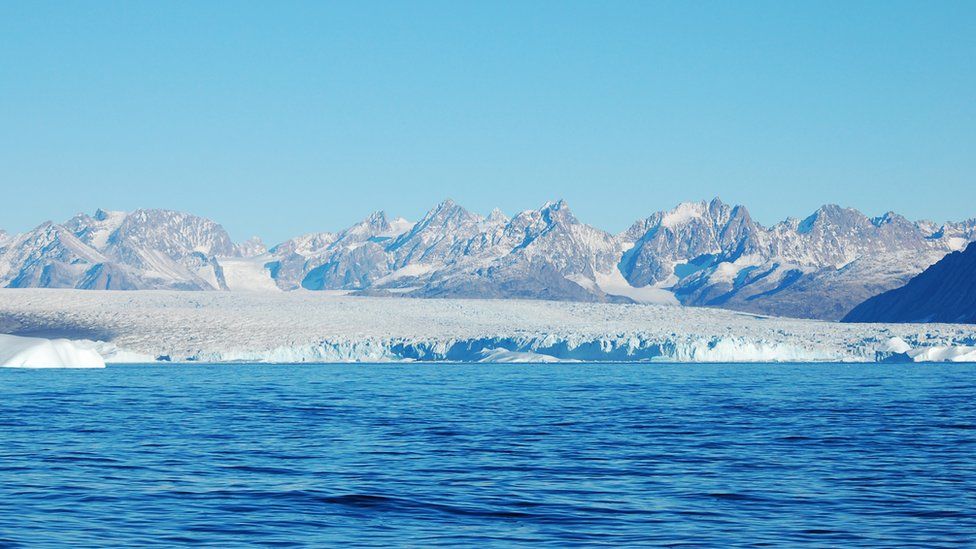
[{"x1": 1, "y1": 1, "x2": 973, "y2": 243}]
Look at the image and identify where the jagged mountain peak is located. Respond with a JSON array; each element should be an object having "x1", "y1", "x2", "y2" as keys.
[
  {"x1": 618, "y1": 198, "x2": 759, "y2": 288},
  {"x1": 110, "y1": 208, "x2": 237, "y2": 258},
  {"x1": 65, "y1": 209, "x2": 127, "y2": 250},
  {"x1": 871, "y1": 211, "x2": 901, "y2": 226},
  {"x1": 621, "y1": 198, "x2": 742, "y2": 241},
  {"x1": 728, "y1": 202, "x2": 751, "y2": 218},
  {"x1": 660, "y1": 201, "x2": 707, "y2": 228},
  {"x1": 0, "y1": 221, "x2": 110, "y2": 288},
  {"x1": 22, "y1": 221, "x2": 101, "y2": 251},
  {"x1": 797, "y1": 204, "x2": 869, "y2": 233},
  {"x1": 342, "y1": 210, "x2": 391, "y2": 237},
  {"x1": 390, "y1": 200, "x2": 479, "y2": 247},
  {"x1": 386, "y1": 200, "x2": 484, "y2": 266},
  {"x1": 20, "y1": 221, "x2": 74, "y2": 247},
  {"x1": 422, "y1": 198, "x2": 477, "y2": 223},
  {"x1": 540, "y1": 198, "x2": 568, "y2": 210},
  {"x1": 659, "y1": 197, "x2": 726, "y2": 224},
  {"x1": 92, "y1": 208, "x2": 124, "y2": 222},
  {"x1": 535, "y1": 199, "x2": 579, "y2": 226},
  {"x1": 365, "y1": 210, "x2": 388, "y2": 224},
  {"x1": 348, "y1": 210, "x2": 414, "y2": 240},
  {"x1": 486, "y1": 208, "x2": 509, "y2": 224}
]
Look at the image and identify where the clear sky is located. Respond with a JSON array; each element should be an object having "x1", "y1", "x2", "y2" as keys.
[{"x1": 1, "y1": 1, "x2": 973, "y2": 243}]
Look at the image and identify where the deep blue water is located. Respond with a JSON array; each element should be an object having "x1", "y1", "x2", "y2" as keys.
[{"x1": 1, "y1": 363, "x2": 975, "y2": 547}]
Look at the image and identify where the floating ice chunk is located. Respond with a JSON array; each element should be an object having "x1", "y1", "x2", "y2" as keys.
[
  {"x1": 664, "y1": 337, "x2": 830, "y2": 362},
  {"x1": 477, "y1": 348, "x2": 566, "y2": 363},
  {"x1": 881, "y1": 337, "x2": 912, "y2": 354},
  {"x1": 0, "y1": 334, "x2": 105, "y2": 368},
  {"x1": 909, "y1": 345, "x2": 976, "y2": 362}
]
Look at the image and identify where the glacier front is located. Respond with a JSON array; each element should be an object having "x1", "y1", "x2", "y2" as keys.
[{"x1": 1, "y1": 289, "x2": 975, "y2": 364}]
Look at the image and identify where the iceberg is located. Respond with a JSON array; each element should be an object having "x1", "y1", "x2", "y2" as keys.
[
  {"x1": 477, "y1": 348, "x2": 566, "y2": 363},
  {"x1": 0, "y1": 334, "x2": 106, "y2": 368},
  {"x1": 907, "y1": 345, "x2": 976, "y2": 362}
]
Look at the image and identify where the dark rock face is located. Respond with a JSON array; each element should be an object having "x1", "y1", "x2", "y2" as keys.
[{"x1": 843, "y1": 241, "x2": 976, "y2": 324}]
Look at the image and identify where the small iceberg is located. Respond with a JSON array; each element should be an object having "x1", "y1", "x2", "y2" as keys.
[
  {"x1": 477, "y1": 348, "x2": 566, "y2": 363},
  {"x1": 0, "y1": 334, "x2": 106, "y2": 368},
  {"x1": 908, "y1": 345, "x2": 976, "y2": 363}
]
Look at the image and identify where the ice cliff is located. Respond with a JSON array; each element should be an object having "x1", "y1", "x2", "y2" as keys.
[{"x1": 1, "y1": 290, "x2": 975, "y2": 364}]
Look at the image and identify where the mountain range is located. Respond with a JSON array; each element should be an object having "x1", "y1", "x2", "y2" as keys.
[{"x1": 1, "y1": 198, "x2": 973, "y2": 320}]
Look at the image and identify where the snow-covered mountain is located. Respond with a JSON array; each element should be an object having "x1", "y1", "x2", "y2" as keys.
[
  {"x1": 266, "y1": 210, "x2": 414, "y2": 291},
  {"x1": 263, "y1": 199, "x2": 627, "y2": 301},
  {"x1": 843, "y1": 241, "x2": 976, "y2": 324},
  {"x1": 387, "y1": 199, "x2": 627, "y2": 302},
  {"x1": 0, "y1": 209, "x2": 250, "y2": 290},
  {"x1": 619, "y1": 199, "x2": 974, "y2": 319},
  {"x1": 2, "y1": 200, "x2": 973, "y2": 320}
]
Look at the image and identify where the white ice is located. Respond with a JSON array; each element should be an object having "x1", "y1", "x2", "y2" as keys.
[
  {"x1": 0, "y1": 334, "x2": 105, "y2": 368},
  {"x1": 1, "y1": 289, "x2": 975, "y2": 364}
]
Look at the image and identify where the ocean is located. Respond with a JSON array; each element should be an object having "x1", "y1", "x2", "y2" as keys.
[{"x1": 1, "y1": 363, "x2": 974, "y2": 546}]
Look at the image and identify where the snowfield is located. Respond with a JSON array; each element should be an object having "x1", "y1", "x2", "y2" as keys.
[{"x1": 1, "y1": 289, "x2": 975, "y2": 365}]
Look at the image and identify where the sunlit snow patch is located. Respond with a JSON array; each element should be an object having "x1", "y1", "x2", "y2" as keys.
[
  {"x1": 593, "y1": 270, "x2": 679, "y2": 305},
  {"x1": 568, "y1": 270, "x2": 679, "y2": 305},
  {"x1": 218, "y1": 257, "x2": 281, "y2": 292}
]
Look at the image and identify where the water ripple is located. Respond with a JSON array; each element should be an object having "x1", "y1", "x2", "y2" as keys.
[{"x1": 1, "y1": 362, "x2": 974, "y2": 546}]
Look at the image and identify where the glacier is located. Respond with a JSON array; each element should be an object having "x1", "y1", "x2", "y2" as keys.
[{"x1": 1, "y1": 289, "x2": 974, "y2": 365}]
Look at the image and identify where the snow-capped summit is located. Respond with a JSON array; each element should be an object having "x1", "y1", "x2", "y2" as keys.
[
  {"x1": 486, "y1": 208, "x2": 509, "y2": 225},
  {"x1": 926, "y1": 218, "x2": 976, "y2": 252},
  {"x1": 0, "y1": 209, "x2": 241, "y2": 291},
  {"x1": 108, "y1": 209, "x2": 237, "y2": 259},
  {"x1": 386, "y1": 199, "x2": 486, "y2": 269},
  {"x1": 499, "y1": 199, "x2": 618, "y2": 278},
  {"x1": 619, "y1": 198, "x2": 760, "y2": 287},
  {"x1": 0, "y1": 222, "x2": 109, "y2": 288},
  {"x1": 407, "y1": 199, "x2": 626, "y2": 302},
  {"x1": 64, "y1": 209, "x2": 127, "y2": 250}
]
